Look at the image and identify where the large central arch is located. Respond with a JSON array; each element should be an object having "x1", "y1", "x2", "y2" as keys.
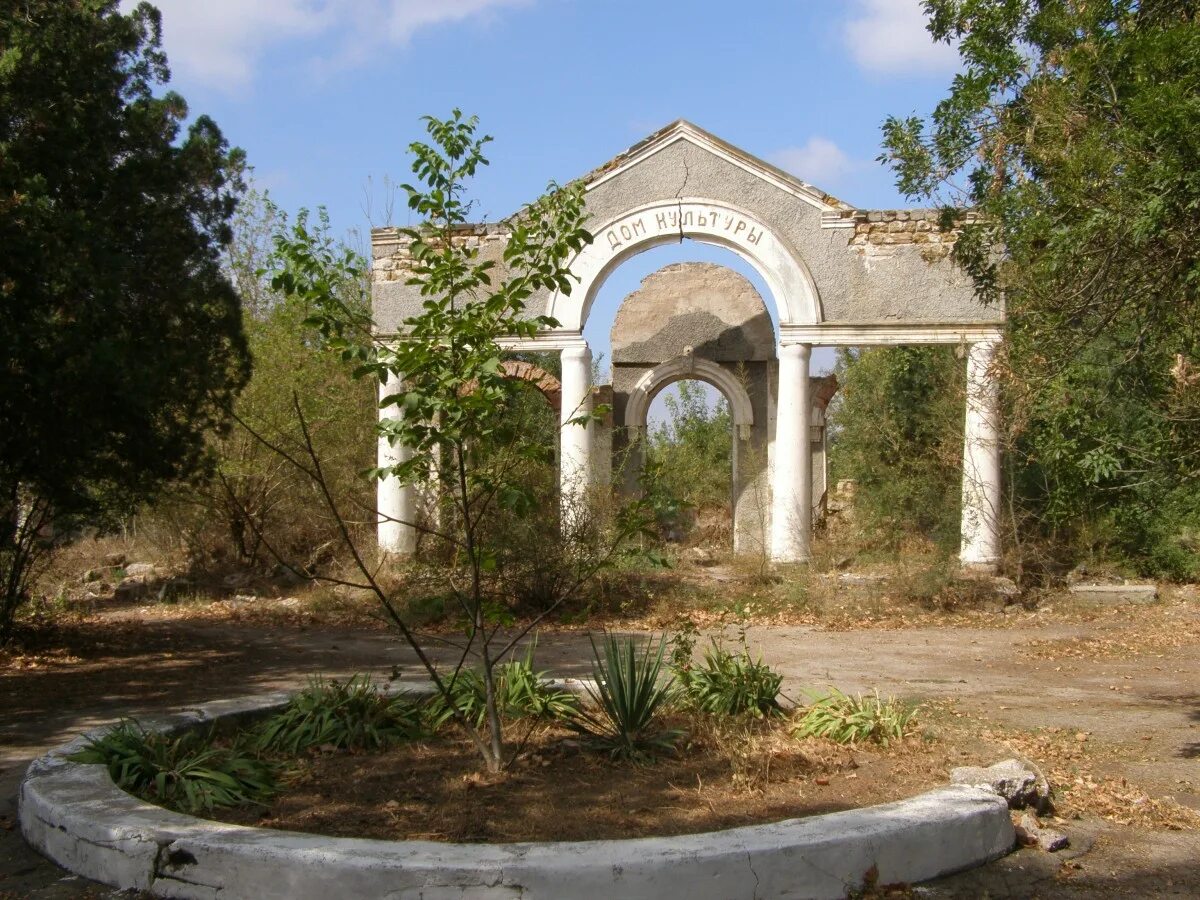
[{"x1": 547, "y1": 198, "x2": 823, "y2": 333}]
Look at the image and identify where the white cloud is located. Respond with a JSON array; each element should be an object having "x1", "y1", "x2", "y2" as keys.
[
  {"x1": 122, "y1": 0, "x2": 532, "y2": 93},
  {"x1": 379, "y1": 0, "x2": 529, "y2": 42},
  {"x1": 771, "y1": 137, "x2": 859, "y2": 188},
  {"x1": 843, "y1": 0, "x2": 960, "y2": 76}
]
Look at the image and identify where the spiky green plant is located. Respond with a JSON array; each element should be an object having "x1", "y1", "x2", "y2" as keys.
[
  {"x1": 567, "y1": 633, "x2": 679, "y2": 760},
  {"x1": 70, "y1": 721, "x2": 277, "y2": 813},
  {"x1": 254, "y1": 675, "x2": 422, "y2": 755},
  {"x1": 678, "y1": 640, "x2": 784, "y2": 719},
  {"x1": 791, "y1": 689, "x2": 917, "y2": 747}
]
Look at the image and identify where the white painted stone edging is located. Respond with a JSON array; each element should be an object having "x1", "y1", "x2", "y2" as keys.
[{"x1": 20, "y1": 690, "x2": 1014, "y2": 899}]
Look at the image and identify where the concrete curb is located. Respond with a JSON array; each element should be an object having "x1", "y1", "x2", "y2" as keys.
[{"x1": 20, "y1": 690, "x2": 1014, "y2": 899}]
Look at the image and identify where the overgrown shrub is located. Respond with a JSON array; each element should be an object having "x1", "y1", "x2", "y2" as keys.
[
  {"x1": 828, "y1": 322, "x2": 1200, "y2": 581},
  {"x1": 567, "y1": 633, "x2": 679, "y2": 760},
  {"x1": 141, "y1": 202, "x2": 375, "y2": 573},
  {"x1": 254, "y1": 675, "x2": 422, "y2": 754},
  {"x1": 71, "y1": 721, "x2": 277, "y2": 813},
  {"x1": 791, "y1": 689, "x2": 916, "y2": 747},
  {"x1": 1008, "y1": 339, "x2": 1200, "y2": 581},
  {"x1": 645, "y1": 380, "x2": 732, "y2": 539},
  {"x1": 828, "y1": 346, "x2": 964, "y2": 552}
]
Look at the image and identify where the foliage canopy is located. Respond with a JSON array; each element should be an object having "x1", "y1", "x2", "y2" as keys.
[{"x1": 879, "y1": 0, "x2": 1200, "y2": 574}]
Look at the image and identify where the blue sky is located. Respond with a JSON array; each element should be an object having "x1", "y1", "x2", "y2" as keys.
[{"x1": 131, "y1": 0, "x2": 960, "y2": 390}]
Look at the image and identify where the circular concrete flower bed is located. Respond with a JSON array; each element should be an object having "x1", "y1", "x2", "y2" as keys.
[{"x1": 19, "y1": 690, "x2": 1015, "y2": 899}]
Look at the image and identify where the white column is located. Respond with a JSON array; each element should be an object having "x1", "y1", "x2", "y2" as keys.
[
  {"x1": 960, "y1": 339, "x2": 1002, "y2": 570},
  {"x1": 770, "y1": 343, "x2": 812, "y2": 562},
  {"x1": 559, "y1": 344, "x2": 593, "y2": 522},
  {"x1": 377, "y1": 369, "x2": 417, "y2": 556}
]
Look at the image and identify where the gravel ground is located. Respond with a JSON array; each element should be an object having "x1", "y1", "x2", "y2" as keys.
[{"x1": 2, "y1": 591, "x2": 1198, "y2": 898}]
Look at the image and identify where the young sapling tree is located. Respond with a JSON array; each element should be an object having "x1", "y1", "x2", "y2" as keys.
[{"x1": 263, "y1": 111, "x2": 652, "y2": 772}]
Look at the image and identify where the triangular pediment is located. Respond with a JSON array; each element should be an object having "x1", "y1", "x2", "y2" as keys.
[{"x1": 579, "y1": 120, "x2": 855, "y2": 214}]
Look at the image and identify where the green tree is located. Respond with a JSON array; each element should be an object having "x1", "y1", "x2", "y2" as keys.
[
  {"x1": 881, "y1": 0, "x2": 1200, "y2": 575},
  {"x1": 0, "y1": 1, "x2": 249, "y2": 638},
  {"x1": 147, "y1": 200, "x2": 376, "y2": 570}
]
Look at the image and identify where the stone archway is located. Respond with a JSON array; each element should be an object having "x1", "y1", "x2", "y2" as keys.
[
  {"x1": 621, "y1": 355, "x2": 764, "y2": 553},
  {"x1": 623, "y1": 356, "x2": 754, "y2": 432},
  {"x1": 547, "y1": 198, "x2": 823, "y2": 334},
  {"x1": 372, "y1": 120, "x2": 1007, "y2": 569}
]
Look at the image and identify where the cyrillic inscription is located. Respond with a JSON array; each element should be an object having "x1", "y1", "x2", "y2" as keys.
[{"x1": 604, "y1": 204, "x2": 766, "y2": 252}]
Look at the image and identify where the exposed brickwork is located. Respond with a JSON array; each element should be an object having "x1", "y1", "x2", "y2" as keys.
[
  {"x1": 813, "y1": 374, "x2": 839, "y2": 411},
  {"x1": 371, "y1": 226, "x2": 508, "y2": 284},
  {"x1": 819, "y1": 209, "x2": 972, "y2": 262},
  {"x1": 499, "y1": 360, "x2": 561, "y2": 412}
]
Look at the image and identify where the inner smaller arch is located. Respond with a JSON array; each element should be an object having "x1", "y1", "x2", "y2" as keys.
[
  {"x1": 642, "y1": 377, "x2": 736, "y2": 549},
  {"x1": 609, "y1": 261, "x2": 775, "y2": 555}
]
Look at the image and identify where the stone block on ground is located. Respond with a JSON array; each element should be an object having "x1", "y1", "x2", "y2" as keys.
[
  {"x1": 156, "y1": 578, "x2": 193, "y2": 602},
  {"x1": 114, "y1": 579, "x2": 151, "y2": 602},
  {"x1": 839, "y1": 572, "x2": 887, "y2": 586},
  {"x1": 950, "y1": 759, "x2": 1051, "y2": 812},
  {"x1": 1068, "y1": 583, "x2": 1158, "y2": 605}
]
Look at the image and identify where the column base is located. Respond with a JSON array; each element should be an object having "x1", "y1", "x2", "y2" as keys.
[{"x1": 958, "y1": 560, "x2": 1000, "y2": 577}]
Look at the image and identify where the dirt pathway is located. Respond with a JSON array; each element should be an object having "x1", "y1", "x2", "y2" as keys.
[{"x1": 2, "y1": 604, "x2": 1198, "y2": 898}]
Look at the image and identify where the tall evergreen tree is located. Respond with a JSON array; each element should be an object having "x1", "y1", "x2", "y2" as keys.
[{"x1": 0, "y1": 1, "x2": 251, "y2": 637}]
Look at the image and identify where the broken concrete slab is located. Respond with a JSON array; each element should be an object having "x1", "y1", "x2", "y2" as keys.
[
  {"x1": 1016, "y1": 812, "x2": 1070, "y2": 853},
  {"x1": 951, "y1": 759, "x2": 1051, "y2": 812}
]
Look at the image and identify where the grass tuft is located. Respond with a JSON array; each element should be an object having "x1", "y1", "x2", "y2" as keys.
[
  {"x1": 791, "y1": 689, "x2": 917, "y2": 747},
  {"x1": 71, "y1": 720, "x2": 277, "y2": 813},
  {"x1": 676, "y1": 639, "x2": 784, "y2": 719},
  {"x1": 254, "y1": 675, "x2": 423, "y2": 755},
  {"x1": 423, "y1": 642, "x2": 579, "y2": 729}
]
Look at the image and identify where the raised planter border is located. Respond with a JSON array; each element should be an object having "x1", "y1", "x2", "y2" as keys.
[{"x1": 20, "y1": 688, "x2": 1014, "y2": 900}]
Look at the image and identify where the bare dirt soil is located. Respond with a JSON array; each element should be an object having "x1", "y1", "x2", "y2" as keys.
[
  {"x1": 2, "y1": 582, "x2": 1198, "y2": 897},
  {"x1": 212, "y1": 715, "x2": 993, "y2": 844}
]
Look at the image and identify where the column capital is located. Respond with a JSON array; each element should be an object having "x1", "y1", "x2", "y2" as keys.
[
  {"x1": 777, "y1": 341, "x2": 812, "y2": 359},
  {"x1": 560, "y1": 343, "x2": 593, "y2": 361},
  {"x1": 968, "y1": 335, "x2": 1002, "y2": 351}
]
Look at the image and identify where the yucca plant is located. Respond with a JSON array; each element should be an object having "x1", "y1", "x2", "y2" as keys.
[
  {"x1": 567, "y1": 633, "x2": 679, "y2": 760},
  {"x1": 424, "y1": 643, "x2": 578, "y2": 730},
  {"x1": 678, "y1": 640, "x2": 784, "y2": 719},
  {"x1": 254, "y1": 675, "x2": 423, "y2": 755},
  {"x1": 791, "y1": 689, "x2": 917, "y2": 747},
  {"x1": 70, "y1": 721, "x2": 277, "y2": 814}
]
